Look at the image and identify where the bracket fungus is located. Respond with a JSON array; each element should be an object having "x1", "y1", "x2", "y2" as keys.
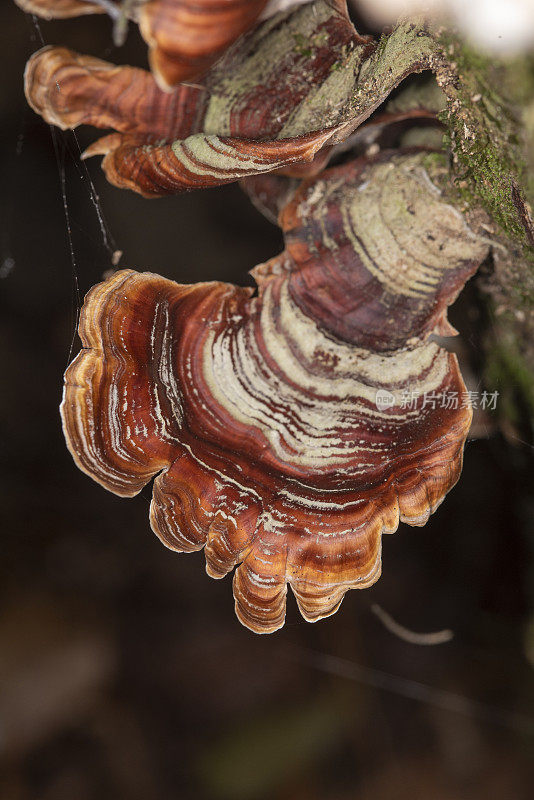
[
  {"x1": 15, "y1": 0, "x2": 268, "y2": 84},
  {"x1": 22, "y1": 0, "x2": 446, "y2": 195},
  {"x1": 138, "y1": 0, "x2": 269, "y2": 88},
  {"x1": 61, "y1": 150, "x2": 490, "y2": 632},
  {"x1": 14, "y1": 0, "x2": 106, "y2": 18}
]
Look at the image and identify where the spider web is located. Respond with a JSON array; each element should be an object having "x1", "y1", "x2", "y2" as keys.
[{"x1": 29, "y1": 15, "x2": 121, "y2": 364}]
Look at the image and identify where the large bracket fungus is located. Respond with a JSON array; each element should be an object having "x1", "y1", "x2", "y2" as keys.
[{"x1": 61, "y1": 151, "x2": 490, "y2": 632}]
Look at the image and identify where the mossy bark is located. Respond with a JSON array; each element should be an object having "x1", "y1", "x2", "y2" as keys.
[
  {"x1": 433, "y1": 34, "x2": 534, "y2": 440},
  {"x1": 368, "y1": 19, "x2": 534, "y2": 437}
]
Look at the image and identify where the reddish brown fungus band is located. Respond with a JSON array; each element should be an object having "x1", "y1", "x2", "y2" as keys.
[{"x1": 60, "y1": 151, "x2": 489, "y2": 633}]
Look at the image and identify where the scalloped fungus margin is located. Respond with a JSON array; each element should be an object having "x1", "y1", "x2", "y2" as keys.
[{"x1": 61, "y1": 151, "x2": 490, "y2": 632}]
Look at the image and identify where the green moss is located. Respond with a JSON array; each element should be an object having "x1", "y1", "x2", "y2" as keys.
[{"x1": 436, "y1": 32, "x2": 533, "y2": 257}]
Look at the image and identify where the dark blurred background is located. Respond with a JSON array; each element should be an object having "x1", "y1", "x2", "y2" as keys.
[{"x1": 1, "y1": 4, "x2": 533, "y2": 799}]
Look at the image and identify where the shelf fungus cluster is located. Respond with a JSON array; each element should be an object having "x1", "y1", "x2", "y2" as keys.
[
  {"x1": 19, "y1": 0, "x2": 493, "y2": 630},
  {"x1": 61, "y1": 151, "x2": 490, "y2": 632},
  {"x1": 21, "y1": 0, "x2": 446, "y2": 196}
]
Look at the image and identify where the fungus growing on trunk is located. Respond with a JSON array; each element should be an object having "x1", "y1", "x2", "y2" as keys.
[
  {"x1": 24, "y1": 1, "x2": 371, "y2": 193},
  {"x1": 61, "y1": 150, "x2": 490, "y2": 632},
  {"x1": 22, "y1": 0, "x2": 444, "y2": 195}
]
